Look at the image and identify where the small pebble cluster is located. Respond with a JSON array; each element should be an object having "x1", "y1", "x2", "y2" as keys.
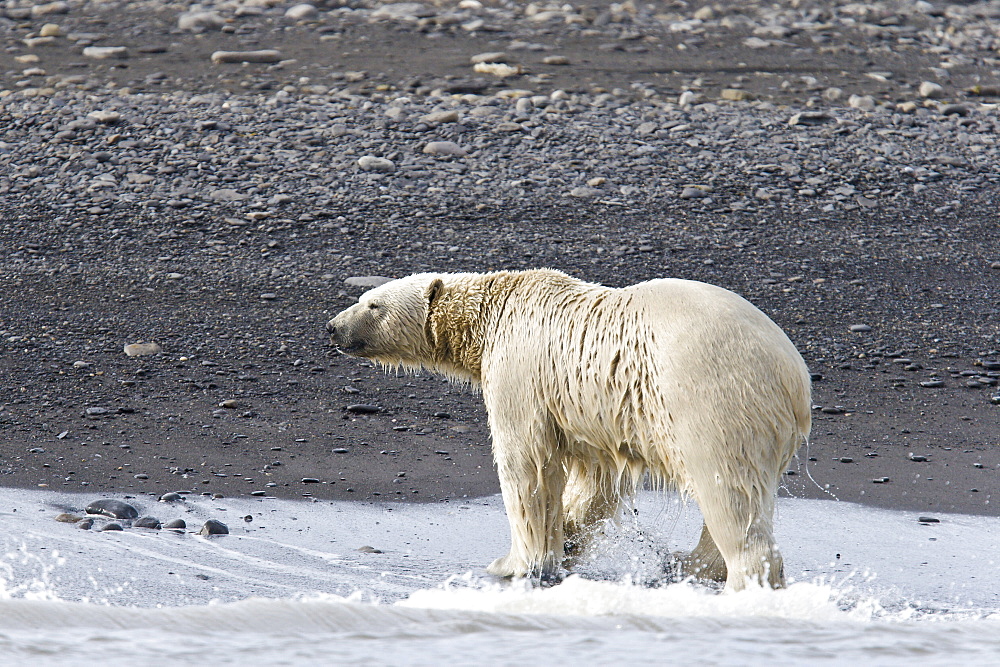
[{"x1": 54, "y1": 495, "x2": 229, "y2": 534}]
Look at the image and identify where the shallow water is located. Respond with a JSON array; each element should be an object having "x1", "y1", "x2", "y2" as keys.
[{"x1": 1, "y1": 489, "x2": 998, "y2": 665}]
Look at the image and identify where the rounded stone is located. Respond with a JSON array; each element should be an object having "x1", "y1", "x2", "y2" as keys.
[
  {"x1": 285, "y1": 3, "x2": 318, "y2": 19},
  {"x1": 357, "y1": 156, "x2": 396, "y2": 172},
  {"x1": 163, "y1": 519, "x2": 186, "y2": 530},
  {"x1": 124, "y1": 342, "x2": 162, "y2": 357},
  {"x1": 919, "y1": 82, "x2": 944, "y2": 99},
  {"x1": 159, "y1": 492, "x2": 183, "y2": 502},
  {"x1": 847, "y1": 94, "x2": 875, "y2": 111},
  {"x1": 423, "y1": 141, "x2": 467, "y2": 157},
  {"x1": 82, "y1": 46, "x2": 129, "y2": 60},
  {"x1": 198, "y1": 519, "x2": 229, "y2": 536},
  {"x1": 134, "y1": 516, "x2": 162, "y2": 529},
  {"x1": 178, "y1": 11, "x2": 225, "y2": 32},
  {"x1": 345, "y1": 276, "x2": 393, "y2": 289},
  {"x1": 86, "y1": 499, "x2": 139, "y2": 520}
]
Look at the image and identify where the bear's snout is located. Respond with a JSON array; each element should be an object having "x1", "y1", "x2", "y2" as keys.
[{"x1": 326, "y1": 311, "x2": 366, "y2": 354}]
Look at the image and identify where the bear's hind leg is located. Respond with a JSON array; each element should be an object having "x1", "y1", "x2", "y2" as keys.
[
  {"x1": 679, "y1": 523, "x2": 728, "y2": 584},
  {"x1": 692, "y1": 480, "x2": 784, "y2": 591}
]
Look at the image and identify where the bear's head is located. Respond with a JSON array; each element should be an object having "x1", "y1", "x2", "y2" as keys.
[{"x1": 327, "y1": 273, "x2": 445, "y2": 370}]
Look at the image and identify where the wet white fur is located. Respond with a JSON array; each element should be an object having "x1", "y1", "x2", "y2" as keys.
[{"x1": 328, "y1": 270, "x2": 811, "y2": 590}]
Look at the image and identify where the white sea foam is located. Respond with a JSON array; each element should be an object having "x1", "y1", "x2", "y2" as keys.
[{"x1": 1, "y1": 488, "x2": 999, "y2": 665}]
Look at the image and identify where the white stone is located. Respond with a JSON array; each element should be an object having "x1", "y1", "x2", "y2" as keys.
[
  {"x1": 124, "y1": 342, "x2": 162, "y2": 357},
  {"x1": 31, "y1": 1, "x2": 69, "y2": 17},
  {"x1": 357, "y1": 156, "x2": 395, "y2": 172},
  {"x1": 743, "y1": 37, "x2": 771, "y2": 49},
  {"x1": 848, "y1": 94, "x2": 875, "y2": 111},
  {"x1": 23, "y1": 37, "x2": 56, "y2": 48},
  {"x1": 88, "y1": 110, "x2": 121, "y2": 124},
  {"x1": 178, "y1": 11, "x2": 225, "y2": 32},
  {"x1": 919, "y1": 81, "x2": 944, "y2": 99},
  {"x1": 285, "y1": 3, "x2": 318, "y2": 19},
  {"x1": 542, "y1": 55, "x2": 570, "y2": 66},
  {"x1": 209, "y1": 189, "x2": 248, "y2": 201},
  {"x1": 82, "y1": 46, "x2": 129, "y2": 60},
  {"x1": 371, "y1": 3, "x2": 432, "y2": 20},
  {"x1": 473, "y1": 62, "x2": 521, "y2": 78},
  {"x1": 345, "y1": 276, "x2": 393, "y2": 289},
  {"x1": 423, "y1": 141, "x2": 467, "y2": 157},
  {"x1": 419, "y1": 109, "x2": 460, "y2": 124}
]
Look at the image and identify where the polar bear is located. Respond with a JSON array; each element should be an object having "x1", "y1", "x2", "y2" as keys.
[{"x1": 326, "y1": 269, "x2": 811, "y2": 590}]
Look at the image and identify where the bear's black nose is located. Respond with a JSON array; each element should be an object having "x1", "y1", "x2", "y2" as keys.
[{"x1": 326, "y1": 320, "x2": 337, "y2": 335}]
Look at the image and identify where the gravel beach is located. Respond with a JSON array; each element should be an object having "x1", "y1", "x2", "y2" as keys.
[{"x1": 1, "y1": 0, "x2": 998, "y2": 516}]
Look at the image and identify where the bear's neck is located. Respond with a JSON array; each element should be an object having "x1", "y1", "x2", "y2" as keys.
[{"x1": 426, "y1": 271, "x2": 530, "y2": 383}]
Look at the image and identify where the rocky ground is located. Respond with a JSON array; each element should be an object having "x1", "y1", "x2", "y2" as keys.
[{"x1": 0, "y1": 0, "x2": 998, "y2": 518}]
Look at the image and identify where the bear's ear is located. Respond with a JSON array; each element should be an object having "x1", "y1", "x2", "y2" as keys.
[{"x1": 426, "y1": 278, "x2": 444, "y2": 307}]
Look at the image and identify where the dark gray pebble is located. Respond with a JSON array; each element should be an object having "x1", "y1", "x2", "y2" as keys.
[
  {"x1": 357, "y1": 545, "x2": 383, "y2": 553},
  {"x1": 251, "y1": 490, "x2": 266, "y2": 496},
  {"x1": 346, "y1": 404, "x2": 381, "y2": 414},
  {"x1": 301, "y1": 477, "x2": 320, "y2": 483},
  {"x1": 909, "y1": 454, "x2": 929, "y2": 462},
  {"x1": 86, "y1": 498, "x2": 139, "y2": 519},
  {"x1": 77, "y1": 518, "x2": 94, "y2": 530},
  {"x1": 101, "y1": 522, "x2": 124, "y2": 531},
  {"x1": 433, "y1": 412, "x2": 451, "y2": 419},
  {"x1": 134, "y1": 516, "x2": 162, "y2": 529},
  {"x1": 198, "y1": 519, "x2": 229, "y2": 535},
  {"x1": 163, "y1": 519, "x2": 186, "y2": 530},
  {"x1": 920, "y1": 380, "x2": 945, "y2": 388},
  {"x1": 159, "y1": 492, "x2": 183, "y2": 502},
  {"x1": 821, "y1": 407, "x2": 844, "y2": 415},
  {"x1": 918, "y1": 516, "x2": 940, "y2": 523},
  {"x1": 332, "y1": 447, "x2": 349, "y2": 454},
  {"x1": 873, "y1": 477, "x2": 890, "y2": 483}
]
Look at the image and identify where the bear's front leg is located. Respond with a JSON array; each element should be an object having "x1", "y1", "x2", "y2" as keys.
[{"x1": 485, "y1": 421, "x2": 568, "y2": 582}]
